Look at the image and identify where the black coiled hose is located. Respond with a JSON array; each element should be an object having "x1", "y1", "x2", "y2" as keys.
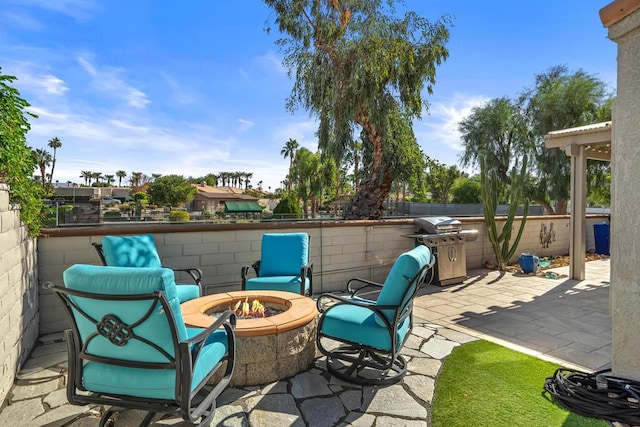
[{"x1": 544, "y1": 368, "x2": 640, "y2": 425}]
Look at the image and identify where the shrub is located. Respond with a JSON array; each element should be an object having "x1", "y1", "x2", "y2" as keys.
[
  {"x1": 103, "y1": 211, "x2": 122, "y2": 222},
  {"x1": 0, "y1": 69, "x2": 44, "y2": 236},
  {"x1": 273, "y1": 196, "x2": 301, "y2": 219},
  {"x1": 169, "y1": 210, "x2": 189, "y2": 222}
]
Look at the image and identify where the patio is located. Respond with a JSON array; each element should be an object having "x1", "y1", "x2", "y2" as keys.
[{"x1": 0, "y1": 259, "x2": 610, "y2": 426}]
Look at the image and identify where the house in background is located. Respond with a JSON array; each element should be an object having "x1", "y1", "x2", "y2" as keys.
[{"x1": 189, "y1": 183, "x2": 263, "y2": 216}]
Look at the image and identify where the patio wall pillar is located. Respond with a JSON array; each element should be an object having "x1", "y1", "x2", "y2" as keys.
[{"x1": 601, "y1": 1, "x2": 640, "y2": 378}]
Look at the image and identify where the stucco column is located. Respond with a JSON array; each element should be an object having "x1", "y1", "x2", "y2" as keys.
[{"x1": 602, "y1": 2, "x2": 640, "y2": 378}]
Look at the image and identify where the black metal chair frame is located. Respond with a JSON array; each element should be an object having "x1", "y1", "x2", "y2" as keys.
[
  {"x1": 316, "y1": 258, "x2": 434, "y2": 385},
  {"x1": 240, "y1": 236, "x2": 313, "y2": 296},
  {"x1": 92, "y1": 242, "x2": 203, "y2": 296},
  {"x1": 46, "y1": 282, "x2": 236, "y2": 426}
]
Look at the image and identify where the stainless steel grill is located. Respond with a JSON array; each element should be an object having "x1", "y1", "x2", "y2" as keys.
[{"x1": 403, "y1": 217, "x2": 478, "y2": 286}]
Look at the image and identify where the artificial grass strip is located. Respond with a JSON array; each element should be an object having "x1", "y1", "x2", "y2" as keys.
[{"x1": 431, "y1": 340, "x2": 607, "y2": 427}]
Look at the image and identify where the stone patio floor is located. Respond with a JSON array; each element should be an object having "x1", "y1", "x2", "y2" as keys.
[{"x1": 0, "y1": 259, "x2": 611, "y2": 426}]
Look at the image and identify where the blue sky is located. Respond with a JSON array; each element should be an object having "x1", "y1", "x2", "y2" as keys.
[{"x1": 1, "y1": 0, "x2": 616, "y2": 191}]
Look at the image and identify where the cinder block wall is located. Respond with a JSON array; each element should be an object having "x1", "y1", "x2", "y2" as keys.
[
  {"x1": 37, "y1": 214, "x2": 608, "y2": 335},
  {"x1": 0, "y1": 184, "x2": 39, "y2": 405}
]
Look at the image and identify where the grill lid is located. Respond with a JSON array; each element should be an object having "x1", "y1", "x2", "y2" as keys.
[{"x1": 414, "y1": 216, "x2": 462, "y2": 234}]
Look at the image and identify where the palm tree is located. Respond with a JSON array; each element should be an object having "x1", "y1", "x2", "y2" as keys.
[
  {"x1": 91, "y1": 172, "x2": 103, "y2": 186},
  {"x1": 47, "y1": 137, "x2": 62, "y2": 185},
  {"x1": 280, "y1": 138, "x2": 299, "y2": 192},
  {"x1": 130, "y1": 172, "x2": 143, "y2": 191},
  {"x1": 218, "y1": 172, "x2": 230, "y2": 186},
  {"x1": 80, "y1": 170, "x2": 92, "y2": 186},
  {"x1": 233, "y1": 171, "x2": 242, "y2": 188},
  {"x1": 33, "y1": 148, "x2": 52, "y2": 188},
  {"x1": 104, "y1": 174, "x2": 115, "y2": 186},
  {"x1": 116, "y1": 170, "x2": 127, "y2": 187},
  {"x1": 244, "y1": 172, "x2": 253, "y2": 189}
]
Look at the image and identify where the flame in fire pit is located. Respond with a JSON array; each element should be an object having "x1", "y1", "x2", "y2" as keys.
[{"x1": 232, "y1": 297, "x2": 266, "y2": 318}]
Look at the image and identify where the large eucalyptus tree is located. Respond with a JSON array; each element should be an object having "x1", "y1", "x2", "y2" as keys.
[{"x1": 265, "y1": 0, "x2": 450, "y2": 218}]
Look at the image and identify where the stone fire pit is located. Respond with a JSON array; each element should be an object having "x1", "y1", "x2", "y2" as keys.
[{"x1": 180, "y1": 290, "x2": 318, "y2": 386}]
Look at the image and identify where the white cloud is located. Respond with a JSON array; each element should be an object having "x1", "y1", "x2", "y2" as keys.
[
  {"x1": 13, "y1": 72, "x2": 68, "y2": 96},
  {"x1": 416, "y1": 93, "x2": 489, "y2": 153},
  {"x1": 237, "y1": 118, "x2": 254, "y2": 132},
  {"x1": 77, "y1": 56, "x2": 97, "y2": 75},
  {"x1": 257, "y1": 51, "x2": 286, "y2": 75},
  {"x1": 273, "y1": 120, "x2": 318, "y2": 150},
  {"x1": 125, "y1": 88, "x2": 150, "y2": 109},
  {"x1": 160, "y1": 72, "x2": 198, "y2": 105},
  {"x1": 1, "y1": 9, "x2": 44, "y2": 31},
  {"x1": 13, "y1": 0, "x2": 97, "y2": 21},
  {"x1": 2, "y1": 61, "x2": 69, "y2": 96},
  {"x1": 76, "y1": 55, "x2": 150, "y2": 109}
]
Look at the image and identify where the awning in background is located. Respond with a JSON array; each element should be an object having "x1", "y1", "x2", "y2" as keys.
[{"x1": 224, "y1": 201, "x2": 264, "y2": 213}]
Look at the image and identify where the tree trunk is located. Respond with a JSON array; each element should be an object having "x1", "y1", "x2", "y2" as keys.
[
  {"x1": 536, "y1": 199, "x2": 555, "y2": 215},
  {"x1": 346, "y1": 110, "x2": 393, "y2": 219},
  {"x1": 311, "y1": 195, "x2": 317, "y2": 218},
  {"x1": 345, "y1": 172, "x2": 394, "y2": 219},
  {"x1": 555, "y1": 199, "x2": 568, "y2": 215}
]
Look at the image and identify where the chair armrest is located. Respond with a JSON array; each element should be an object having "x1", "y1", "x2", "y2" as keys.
[
  {"x1": 316, "y1": 293, "x2": 395, "y2": 330},
  {"x1": 180, "y1": 311, "x2": 236, "y2": 367},
  {"x1": 316, "y1": 292, "x2": 374, "y2": 312},
  {"x1": 91, "y1": 243, "x2": 107, "y2": 265},
  {"x1": 347, "y1": 277, "x2": 384, "y2": 296},
  {"x1": 178, "y1": 310, "x2": 236, "y2": 401},
  {"x1": 300, "y1": 262, "x2": 313, "y2": 295},
  {"x1": 182, "y1": 310, "x2": 236, "y2": 347},
  {"x1": 171, "y1": 266, "x2": 203, "y2": 289},
  {"x1": 241, "y1": 261, "x2": 260, "y2": 289}
]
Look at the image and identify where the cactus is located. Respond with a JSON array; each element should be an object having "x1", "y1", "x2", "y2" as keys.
[{"x1": 480, "y1": 156, "x2": 529, "y2": 270}]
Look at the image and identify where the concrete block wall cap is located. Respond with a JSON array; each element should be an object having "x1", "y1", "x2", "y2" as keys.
[{"x1": 600, "y1": 0, "x2": 640, "y2": 27}]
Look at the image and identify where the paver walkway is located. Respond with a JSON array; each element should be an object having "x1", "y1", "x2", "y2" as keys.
[
  {"x1": 414, "y1": 258, "x2": 611, "y2": 371},
  {"x1": 0, "y1": 259, "x2": 611, "y2": 426}
]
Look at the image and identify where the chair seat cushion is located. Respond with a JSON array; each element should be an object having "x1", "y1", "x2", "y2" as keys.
[
  {"x1": 245, "y1": 276, "x2": 305, "y2": 294},
  {"x1": 82, "y1": 328, "x2": 230, "y2": 400},
  {"x1": 319, "y1": 303, "x2": 410, "y2": 351},
  {"x1": 176, "y1": 283, "x2": 200, "y2": 303}
]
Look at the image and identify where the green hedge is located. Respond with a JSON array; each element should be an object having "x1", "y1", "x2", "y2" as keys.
[{"x1": 169, "y1": 210, "x2": 190, "y2": 222}]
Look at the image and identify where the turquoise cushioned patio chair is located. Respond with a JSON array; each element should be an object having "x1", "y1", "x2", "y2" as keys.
[
  {"x1": 316, "y1": 245, "x2": 434, "y2": 385},
  {"x1": 46, "y1": 264, "x2": 236, "y2": 427},
  {"x1": 241, "y1": 232, "x2": 313, "y2": 295},
  {"x1": 92, "y1": 234, "x2": 202, "y2": 303}
]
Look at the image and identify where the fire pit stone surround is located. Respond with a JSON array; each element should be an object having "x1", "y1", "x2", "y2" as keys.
[{"x1": 181, "y1": 290, "x2": 318, "y2": 386}]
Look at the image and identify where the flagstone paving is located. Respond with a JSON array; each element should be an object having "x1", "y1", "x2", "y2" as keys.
[
  {"x1": 0, "y1": 322, "x2": 470, "y2": 426},
  {"x1": 0, "y1": 259, "x2": 611, "y2": 426}
]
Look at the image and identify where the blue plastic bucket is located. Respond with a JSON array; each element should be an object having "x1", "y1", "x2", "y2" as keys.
[
  {"x1": 519, "y1": 253, "x2": 540, "y2": 274},
  {"x1": 593, "y1": 223, "x2": 610, "y2": 255}
]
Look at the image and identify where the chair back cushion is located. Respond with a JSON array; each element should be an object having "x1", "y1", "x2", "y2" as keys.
[
  {"x1": 63, "y1": 264, "x2": 187, "y2": 362},
  {"x1": 376, "y1": 245, "x2": 432, "y2": 322},
  {"x1": 259, "y1": 233, "x2": 309, "y2": 276},
  {"x1": 101, "y1": 234, "x2": 162, "y2": 268}
]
